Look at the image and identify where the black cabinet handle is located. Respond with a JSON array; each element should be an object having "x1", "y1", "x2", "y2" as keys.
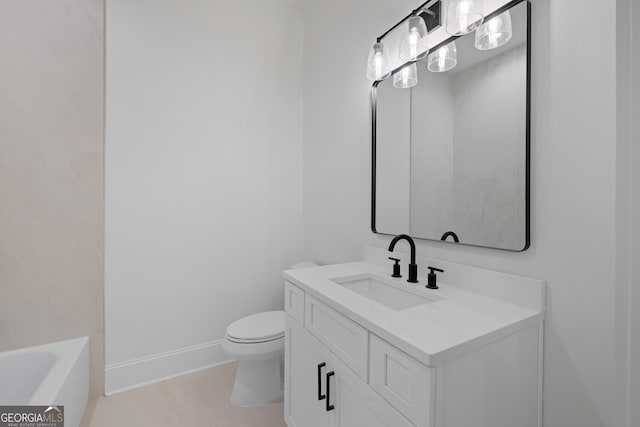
[
  {"x1": 326, "y1": 371, "x2": 335, "y2": 411},
  {"x1": 317, "y1": 363, "x2": 326, "y2": 400}
]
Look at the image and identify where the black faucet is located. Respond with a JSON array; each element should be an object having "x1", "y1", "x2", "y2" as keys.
[
  {"x1": 440, "y1": 231, "x2": 459, "y2": 243},
  {"x1": 388, "y1": 234, "x2": 418, "y2": 283}
]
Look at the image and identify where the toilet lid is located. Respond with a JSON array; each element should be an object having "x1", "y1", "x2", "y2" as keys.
[{"x1": 226, "y1": 311, "x2": 285, "y2": 343}]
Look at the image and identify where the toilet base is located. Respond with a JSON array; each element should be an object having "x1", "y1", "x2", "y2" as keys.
[{"x1": 230, "y1": 357, "x2": 283, "y2": 407}]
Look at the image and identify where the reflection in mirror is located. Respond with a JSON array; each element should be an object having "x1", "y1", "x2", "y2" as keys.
[{"x1": 373, "y1": 0, "x2": 529, "y2": 251}]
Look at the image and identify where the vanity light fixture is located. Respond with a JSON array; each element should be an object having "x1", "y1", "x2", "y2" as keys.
[
  {"x1": 427, "y1": 41, "x2": 457, "y2": 72},
  {"x1": 367, "y1": 0, "x2": 516, "y2": 81},
  {"x1": 393, "y1": 63, "x2": 418, "y2": 89},
  {"x1": 366, "y1": 0, "x2": 442, "y2": 81},
  {"x1": 366, "y1": 41, "x2": 391, "y2": 81},
  {"x1": 475, "y1": 10, "x2": 512, "y2": 50},
  {"x1": 445, "y1": 0, "x2": 484, "y2": 36}
]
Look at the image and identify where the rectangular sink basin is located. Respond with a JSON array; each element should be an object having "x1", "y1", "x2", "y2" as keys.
[{"x1": 330, "y1": 273, "x2": 436, "y2": 310}]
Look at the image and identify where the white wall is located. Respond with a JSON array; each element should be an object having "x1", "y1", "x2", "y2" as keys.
[
  {"x1": 303, "y1": 0, "x2": 416, "y2": 263},
  {"x1": 105, "y1": 0, "x2": 303, "y2": 393},
  {"x1": 627, "y1": 0, "x2": 639, "y2": 424},
  {"x1": 303, "y1": 0, "x2": 626, "y2": 426},
  {"x1": 0, "y1": 0, "x2": 104, "y2": 397},
  {"x1": 618, "y1": 0, "x2": 640, "y2": 427},
  {"x1": 615, "y1": 0, "x2": 633, "y2": 425}
]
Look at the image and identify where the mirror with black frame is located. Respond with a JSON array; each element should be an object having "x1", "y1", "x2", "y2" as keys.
[{"x1": 372, "y1": 0, "x2": 530, "y2": 251}]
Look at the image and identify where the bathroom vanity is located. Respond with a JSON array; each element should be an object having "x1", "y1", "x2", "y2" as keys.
[{"x1": 283, "y1": 247, "x2": 544, "y2": 427}]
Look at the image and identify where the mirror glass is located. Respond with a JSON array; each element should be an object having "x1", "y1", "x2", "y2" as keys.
[{"x1": 372, "y1": 0, "x2": 529, "y2": 251}]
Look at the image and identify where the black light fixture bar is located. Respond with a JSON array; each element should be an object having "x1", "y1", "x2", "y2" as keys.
[{"x1": 376, "y1": 0, "x2": 441, "y2": 43}]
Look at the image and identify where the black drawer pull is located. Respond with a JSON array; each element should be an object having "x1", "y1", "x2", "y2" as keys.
[
  {"x1": 317, "y1": 363, "x2": 326, "y2": 400},
  {"x1": 326, "y1": 371, "x2": 335, "y2": 411}
]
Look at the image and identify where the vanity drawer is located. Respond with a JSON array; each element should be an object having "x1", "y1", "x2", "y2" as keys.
[
  {"x1": 304, "y1": 295, "x2": 369, "y2": 381},
  {"x1": 370, "y1": 335, "x2": 434, "y2": 427},
  {"x1": 284, "y1": 281, "x2": 305, "y2": 324}
]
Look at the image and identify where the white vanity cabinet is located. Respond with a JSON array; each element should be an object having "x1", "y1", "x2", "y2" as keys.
[{"x1": 284, "y1": 278, "x2": 543, "y2": 427}]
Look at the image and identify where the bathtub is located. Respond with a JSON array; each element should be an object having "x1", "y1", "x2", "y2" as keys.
[{"x1": 0, "y1": 337, "x2": 89, "y2": 427}]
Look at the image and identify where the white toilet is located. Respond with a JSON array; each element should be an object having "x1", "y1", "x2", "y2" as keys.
[{"x1": 223, "y1": 261, "x2": 318, "y2": 407}]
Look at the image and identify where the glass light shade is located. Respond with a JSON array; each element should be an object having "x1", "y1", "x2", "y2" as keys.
[
  {"x1": 393, "y1": 63, "x2": 418, "y2": 89},
  {"x1": 366, "y1": 41, "x2": 391, "y2": 81},
  {"x1": 446, "y1": 0, "x2": 484, "y2": 35},
  {"x1": 475, "y1": 10, "x2": 512, "y2": 50},
  {"x1": 428, "y1": 42, "x2": 457, "y2": 72},
  {"x1": 399, "y1": 16, "x2": 429, "y2": 61}
]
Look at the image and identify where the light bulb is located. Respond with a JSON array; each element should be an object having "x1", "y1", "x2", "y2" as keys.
[
  {"x1": 446, "y1": 0, "x2": 484, "y2": 36},
  {"x1": 456, "y1": 0, "x2": 472, "y2": 30},
  {"x1": 475, "y1": 10, "x2": 512, "y2": 50},
  {"x1": 366, "y1": 41, "x2": 391, "y2": 81},
  {"x1": 427, "y1": 41, "x2": 457, "y2": 72},
  {"x1": 409, "y1": 30, "x2": 419, "y2": 59},
  {"x1": 488, "y1": 15, "x2": 502, "y2": 32},
  {"x1": 393, "y1": 63, "x2": 418, "y2": 89},
  {"x1": 438, "y1": 46, "x2": 447, "y2": 69},
  {"x1": 399, "y1": 16, "x2": 429, "y2": 61},
  {"x1": 457, "y1": 0, "x2": 471, "y2": 13},
  {"x1": 374, "y1": 53, "x2": 384, "y2": 76}
]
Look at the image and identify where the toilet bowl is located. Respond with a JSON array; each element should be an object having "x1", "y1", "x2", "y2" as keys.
[
  {"x1": 223, "y1": 311, "x2": 285, "y2": 407},
  {"x1": 223, "y1": 261, "x2": 318, "y2": 407}
]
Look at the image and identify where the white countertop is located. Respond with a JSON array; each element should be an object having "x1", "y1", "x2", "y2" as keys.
[{"x1": 284, "y1": 261, "x2": 544, "y2": 367}]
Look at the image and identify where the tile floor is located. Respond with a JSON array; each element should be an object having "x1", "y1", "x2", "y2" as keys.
[{"x1": 80, "y1": 362, "x2": 287, "y2": 427}]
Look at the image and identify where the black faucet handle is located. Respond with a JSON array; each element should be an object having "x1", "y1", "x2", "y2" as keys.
[
  {"x1": 388, "y1": 257, "x2": 402, "y2": 278},
  {"x1": 426, "y1": 266, "x2": 443, "y2": 289}
]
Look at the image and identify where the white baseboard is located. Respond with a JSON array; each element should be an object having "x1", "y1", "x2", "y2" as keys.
[{"x1": 104, "y1": 340, "x2": 232, "y2": 395}]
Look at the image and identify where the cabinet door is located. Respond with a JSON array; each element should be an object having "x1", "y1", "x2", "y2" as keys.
[
  {"x1": 285, "y1": 315, "x2": 331, "y2": 427},
  {"x1": 369, "y1": 335, "x2": 434, "y2": 426},
  {"x1": 328, "y1": 353, "x2": 415, "y2": 427}
]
